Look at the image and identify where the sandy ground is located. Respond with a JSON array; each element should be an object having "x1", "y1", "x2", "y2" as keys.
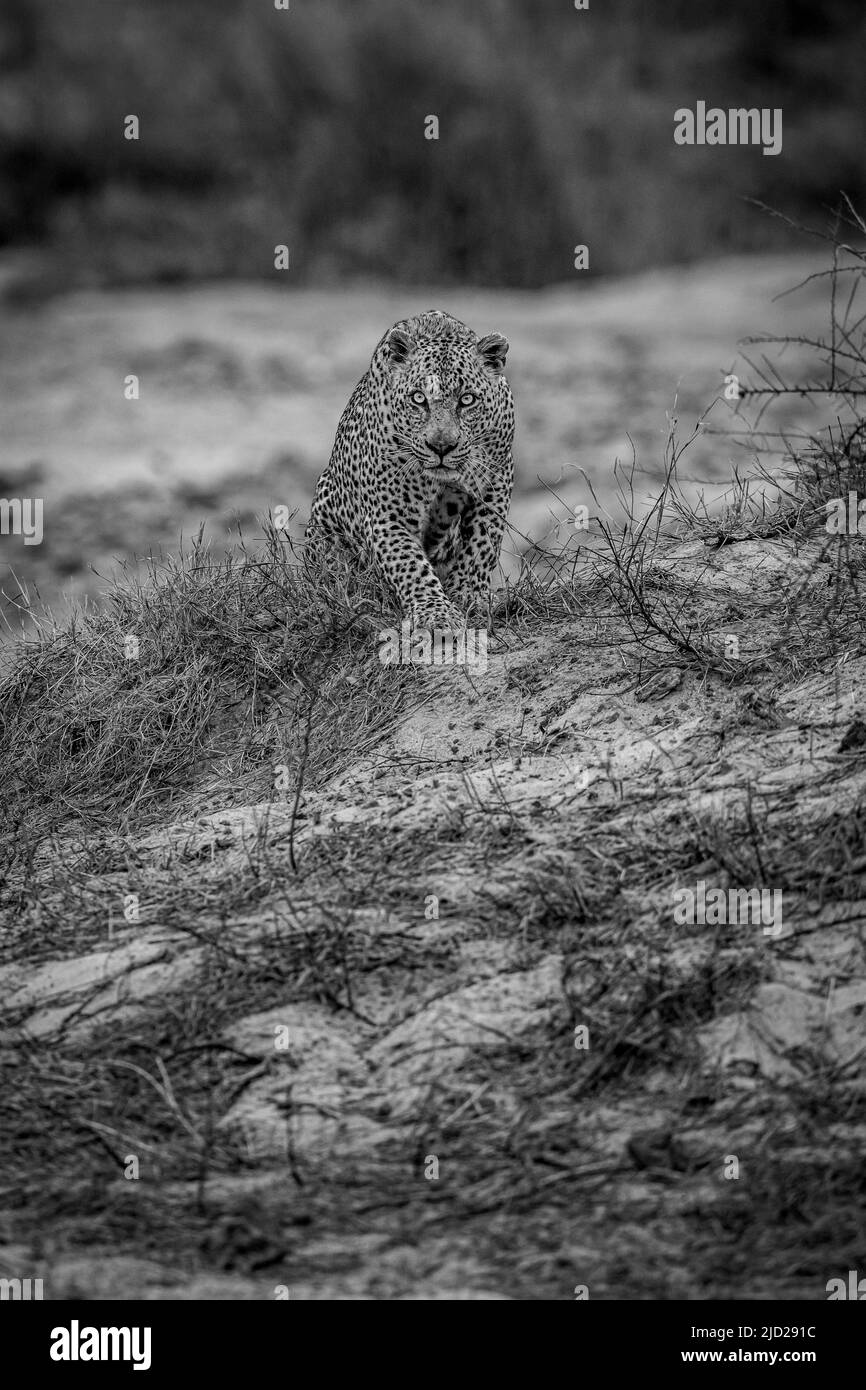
[
  {"x1": 0, "y1": 253, "x2": 828, "y2": 628},
  {"x1": 1, "y1": 533, "x2": 864, "y2": 1298}
]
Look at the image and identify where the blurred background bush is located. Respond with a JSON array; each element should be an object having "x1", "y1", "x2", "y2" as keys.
[{"x1": 2, "y1": 0, "x2": 864, "y2": 287}]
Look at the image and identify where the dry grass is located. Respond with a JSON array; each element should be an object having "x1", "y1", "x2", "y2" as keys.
[{"x1": 0, "y1": 519, "x2": 420, "y2": 849}]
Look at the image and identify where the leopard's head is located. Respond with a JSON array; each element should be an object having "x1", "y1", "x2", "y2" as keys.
[{"x1": 381, "y1": 311, "x2": 513, "y2": 487}]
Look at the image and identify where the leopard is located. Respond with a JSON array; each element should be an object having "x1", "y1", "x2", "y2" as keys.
[{"x1": 304, "y1": 309, "x2": 515, "y2": 629}]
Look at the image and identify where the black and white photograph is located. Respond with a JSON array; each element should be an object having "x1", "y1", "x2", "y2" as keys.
[{"x1": 1, "y1": 0, "x2": 865, "y2": 1339}]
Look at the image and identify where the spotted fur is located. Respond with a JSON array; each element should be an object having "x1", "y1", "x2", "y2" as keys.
[{"x1": 305, "y1": 309, "x2": 515, "y2": 628}]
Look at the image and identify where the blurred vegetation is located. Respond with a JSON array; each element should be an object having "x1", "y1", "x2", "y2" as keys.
[{"x1": 1, "y1": 0, "x2": 865, "y2": 286}]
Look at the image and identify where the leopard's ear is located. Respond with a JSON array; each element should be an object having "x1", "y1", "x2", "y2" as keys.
[
  {"x1": 386, "y1": 327, "x2": 416, "y2": 364},
  {"x1": 477, "y1": 332, "x2": 509, "y2": 375}
]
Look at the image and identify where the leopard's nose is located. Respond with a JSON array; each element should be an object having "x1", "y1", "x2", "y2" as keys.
[{"x1": 426, "y1": 431, "x2": 458, "y2": 461}]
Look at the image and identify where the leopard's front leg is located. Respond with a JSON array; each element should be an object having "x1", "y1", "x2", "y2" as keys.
[
  {"x1": 369, "y1": 511, "x2": 465, "y2": 629},
  {"x1": 439, "y1": 492, "x2": 508, "y2": 622}
]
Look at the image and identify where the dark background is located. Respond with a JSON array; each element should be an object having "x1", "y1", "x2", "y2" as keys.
[{"x1": 2, "y1": 0, "x2": 865, "y2": 287}]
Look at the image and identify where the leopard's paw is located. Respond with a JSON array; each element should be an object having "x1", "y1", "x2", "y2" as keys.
[
  {"x1": 408, "y1": 597, "x2": 467, "y2": 633},
  {"x1": 445, "y1": 586, "x2": 489, "y2": 624}
]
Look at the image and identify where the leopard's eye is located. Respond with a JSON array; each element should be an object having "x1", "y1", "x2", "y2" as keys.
[
  {"x1": 458, "y1": 391, "x2": 477, "y2": 408},
  {"x1": 410, "y1": 390, "x2": 427, "y2": 407}
]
